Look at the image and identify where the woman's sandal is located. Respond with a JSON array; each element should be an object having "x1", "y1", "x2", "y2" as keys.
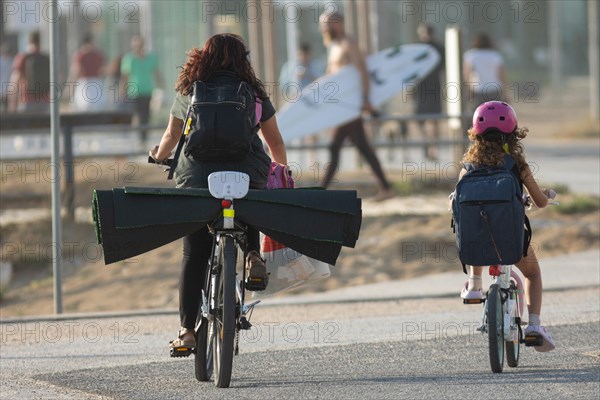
[
  {"x1": 169, "y1": 327, "x2": 195, "y2": 357},
  {"x1": 245, "y1": 250, "x2": 269, "y2": 291}
]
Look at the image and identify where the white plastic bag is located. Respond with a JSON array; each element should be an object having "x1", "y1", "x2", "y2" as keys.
[{"x1": 256, "y1": 235, "x2": 331, "y2": 296}]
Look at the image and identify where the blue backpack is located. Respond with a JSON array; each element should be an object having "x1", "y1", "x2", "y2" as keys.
[{"x1": 451, "y1": 155, "x2": 532, "y2": 270}]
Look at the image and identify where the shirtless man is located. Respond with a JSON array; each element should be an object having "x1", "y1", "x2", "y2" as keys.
[{"x1": 318, "y1": 12, "x2": 394, "y2": 201}]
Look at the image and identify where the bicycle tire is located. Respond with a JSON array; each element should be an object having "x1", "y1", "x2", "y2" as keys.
[
  {"x1": 487, "y1": 284, "x2": 504, "y2": 373},
  {"x1": 213, "y1": 236, "x2": 236, "y2": 388},
  {"x1": 195, "y1": 265, "x2": 214, "y2": 382},
  {"x1": 506, "y1": 281, "x2": 521, "y2": 368}
]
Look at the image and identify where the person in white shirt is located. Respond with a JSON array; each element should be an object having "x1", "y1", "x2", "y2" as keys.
[{"x1": 463, "y1": 33, "x2": 506, "y2": 112}]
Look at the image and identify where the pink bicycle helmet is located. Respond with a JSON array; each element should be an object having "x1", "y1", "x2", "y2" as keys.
[{"x1": 472, "y1": 101, "x2": 518, "y2": 135}]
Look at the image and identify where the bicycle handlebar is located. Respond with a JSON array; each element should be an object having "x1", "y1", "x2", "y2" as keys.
[{"x1": 147, "y1": 155, "x2": 173, "y2": 166}]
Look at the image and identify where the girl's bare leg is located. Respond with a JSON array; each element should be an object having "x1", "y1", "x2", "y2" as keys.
[{"x1": 515, "y1": 245, "x2": 542, "y2": 316}]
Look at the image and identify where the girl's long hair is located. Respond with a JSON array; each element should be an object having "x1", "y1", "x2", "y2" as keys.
[
  {"x1": 463, "y1": 128, "x2": 529, "y2": 174},
  {"x1": 175, "y1": 33, "x2": 267, "y2": 100}
]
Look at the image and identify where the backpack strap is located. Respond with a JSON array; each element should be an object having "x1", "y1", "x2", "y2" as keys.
[
  {"x1": 461, "y1": 262, "x2": 468, "y2": 275},
  {"x1": 523, "y1": 214, "x2": 533, "y2": 257},
  {"x1": 502, "y1": 154, "x2": 516, "y2": 171},
  {"x1": 167, "y1": 105, "x2": 192, "y2": 180},
  {"x1": 503, "y1": 154, "x2": 526, "y2": 193},
  {"x1": 255, "y1": 96, "x2": 263, "y2": 126},
  {"x1": 503, "y1": 154, "x2": 533, "y2": 257}
]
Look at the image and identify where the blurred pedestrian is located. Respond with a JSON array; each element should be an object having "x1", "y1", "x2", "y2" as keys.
[
  {"x1": 106, "y1": 53, "x2": 123, "y2": 110},
  {"x1": 319, "y1": 12, "x2": 395, "y2": 202},
  {"x1": 279, "y1": 43, "x2": 325, "y2": 90},
  {"x1": 414, "y1": 23, "x2": 445, "y2": 161},
  {"x1": 0, "y1": 42, "x2": 14, "y2": 112},
  {"x1": 463, "y1": 33, "x2": 506, "y2": 112},
  {"x1": 68, "y1": 33, "x2": 106, "y2": 111},
  {"x1": 120, "y1": 35, "x2": 164, "y2": 143},
  {"x1": 8, "y1": 31, "x2": 50, "y2": 113}
]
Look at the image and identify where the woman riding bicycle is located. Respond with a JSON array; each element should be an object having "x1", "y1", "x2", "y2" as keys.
[
  {"x1": 149, "y1": 33, "x2": 287, "y2": 351},
  {"x1": 458, "y1": 101, "x2": 555, "y2": 352}
]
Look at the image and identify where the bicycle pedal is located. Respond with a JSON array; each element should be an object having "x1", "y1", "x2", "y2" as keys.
[
  {"x1": 238, "y1": 317, "x2": 252, "y2": 330},
  {"x1": 170, "y1": 346, "x2": 194, "y2": 357},
  {"x1": 245, "y1": 277, "x2": 267, "y2": 291},
  {"x1": 523, "y1": 334, "x2": 543, "y2": 347},
  {"x1": 463, "y1": 298, "x2": 485, "y2": 305}
]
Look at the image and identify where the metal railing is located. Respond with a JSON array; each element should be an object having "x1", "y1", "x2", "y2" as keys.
[{"x1": 1, "y1": 111, "x2": 134, "y2": 218}]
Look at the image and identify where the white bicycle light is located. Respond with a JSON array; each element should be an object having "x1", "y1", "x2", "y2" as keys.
[{"x1": 208, "y1": 171, "x2": 250, "y2": 199}]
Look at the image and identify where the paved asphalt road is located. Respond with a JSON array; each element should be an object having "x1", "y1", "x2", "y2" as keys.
[{"x1": 1, "y1": 283, "x2": 598, "y2": 399}]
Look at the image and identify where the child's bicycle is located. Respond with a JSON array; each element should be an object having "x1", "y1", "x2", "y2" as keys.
[
  {"x1": 463, "y1": 264, "x2": 533, "y2": 373},
  {"x1": 150, "y1": 158, "x2": 260, "y2": 388},
  {"x1": 463, "y1": 196, "x2": 559, "y2": 373}
]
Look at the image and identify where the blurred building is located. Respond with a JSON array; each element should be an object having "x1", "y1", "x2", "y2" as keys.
[{"x1": 0, "y1": 0, "x2": 595, "y2": 117}]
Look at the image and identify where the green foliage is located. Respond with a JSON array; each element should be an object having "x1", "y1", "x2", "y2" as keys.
[{"x1": 556, "y1": 195, "x2": 600, "y2": 214}]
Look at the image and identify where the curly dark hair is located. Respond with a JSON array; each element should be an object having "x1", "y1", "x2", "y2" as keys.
[
  {"x1": 174, "y1": 33, "x2": 267, "y2": 100},
  {"x1": 463, "y1": 127, "x2": 529, "y2": 174}
]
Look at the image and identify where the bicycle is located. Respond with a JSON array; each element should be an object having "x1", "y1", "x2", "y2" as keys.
[
  {"x1": 463, "y1": 197, "x2": 559, "y2": 373},
  {"x1": 463, "y1": 264, "x2": 529, "y2": 373},
  {"x1": 162, "y1": 169, "x2": 260, "y2": 388}
]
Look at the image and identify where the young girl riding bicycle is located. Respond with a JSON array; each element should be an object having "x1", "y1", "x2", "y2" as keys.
[{"x1": 458, "y1": 101, "x2": 556, "y2": 352}]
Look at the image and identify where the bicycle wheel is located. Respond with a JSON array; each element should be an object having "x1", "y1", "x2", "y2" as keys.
[
  {"x1": 487, "y1": 284, "x2": 504, "y2": 373},
  {"x1": 506, "y1": 282, "x2": 521, "y2": 368},
  {"x1": 195, "y1": 264, "x2": 214, "y2": 382},
  {"x1": 213, "y1": 236, "x2": 236, "y2": 388}
]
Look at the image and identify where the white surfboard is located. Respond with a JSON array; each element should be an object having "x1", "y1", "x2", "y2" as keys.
[{"x1": 275, "y1": 44, "x2": 441, "y2": 141}]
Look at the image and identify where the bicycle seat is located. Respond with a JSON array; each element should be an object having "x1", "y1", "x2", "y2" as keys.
[{"x1": 208, "y1": 171, "x2": 250, "y2": 199}]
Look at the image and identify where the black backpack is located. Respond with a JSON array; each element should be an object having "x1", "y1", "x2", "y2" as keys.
[
  {"x1": 183, "y1": 80, "x2": 258, "y2": 162},
  {"x1": 451, "y1": 155, "x2": 532, "y2": 270},
  {"x1": 24, "y1": 53, "x2": 50, "y2": 93}
]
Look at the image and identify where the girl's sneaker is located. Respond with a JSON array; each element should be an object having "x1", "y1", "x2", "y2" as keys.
[
  {"x1": 460, "y1": 282, "x2": 485, "y2": 300},
  {"x1": 524, "y1": 325, "x2": 556, "y2": 352}
]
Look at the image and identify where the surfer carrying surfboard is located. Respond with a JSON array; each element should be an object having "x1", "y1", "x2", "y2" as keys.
[{"x1": 318, "y1": 11, "x2": 395, "y2": 202}]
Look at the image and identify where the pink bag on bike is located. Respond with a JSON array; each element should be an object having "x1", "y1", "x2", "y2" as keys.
[
  {"x1": 267, "y1": 162, "x2": 294, "y2": 189},
  {"x1": 263, "y1": 161, "x2": 293, "y2": 257}
]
